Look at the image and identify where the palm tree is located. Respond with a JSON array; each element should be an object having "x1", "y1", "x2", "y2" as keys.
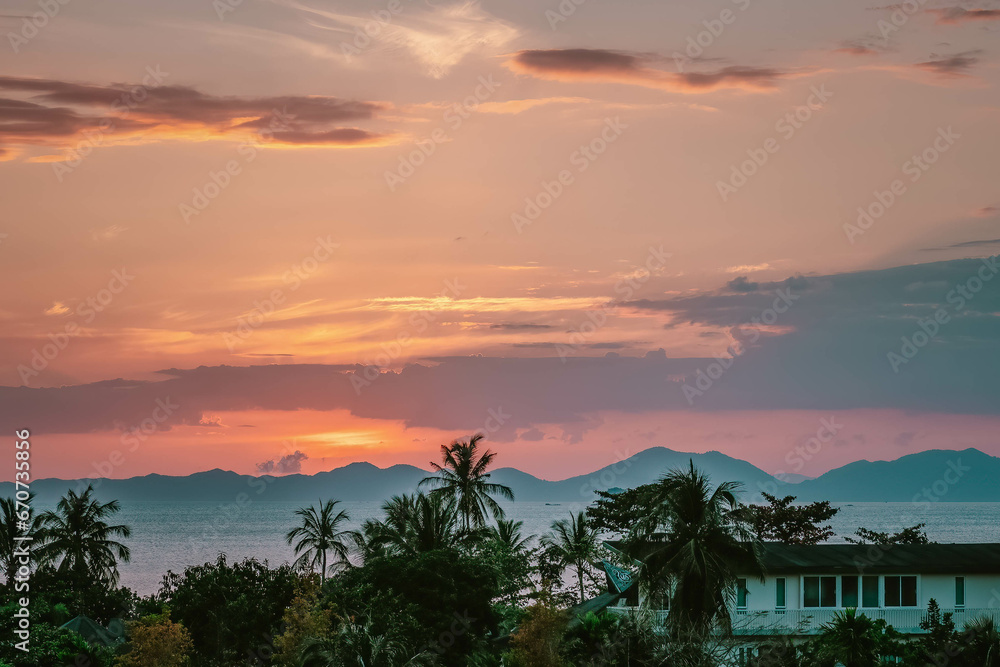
[
  {"x1": 299, "y1": 623, "x2": 431, "y2": 666},
  {"x1": 817, "y1": 608, "x2": 884, "y2": 667},
  {"x1": 541, "y1": 511, "x2": 599, "y2": 604},
  {"x1": 419, "y1": 433, "x2": 514, "y2": 530},
  {"x1": 625, "y1": 461, "x2": 762, "y2": 635},
  {"x1": 966, "y1": 616, "x2": 1000, "y2": 666},
  {"x1": 0, "y1": 495, "x2": 45, "y2": 588},
  {"x1": 490, "y1": 518, "x2": 533, "y2": 553},
  {"x1": 285, "y1": 499, "x2": 355, "y2": 584},
  {"x1": 37, "y1": 484, "x2": 131, "y2": 588},
  {"x1": 490, "y1": 518, "x2": 536, "y2": 604},
  {"x1": 363, "y1": 493, "x2": 480, "y2": 557}
]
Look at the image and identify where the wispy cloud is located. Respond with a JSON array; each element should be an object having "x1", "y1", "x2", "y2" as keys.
[
  {"x1": 928, "y1": 7, "x2": 1000, "y2": 24},
  {"x1": 285, "y1": 0, "x2": 519, "y2": 78}
]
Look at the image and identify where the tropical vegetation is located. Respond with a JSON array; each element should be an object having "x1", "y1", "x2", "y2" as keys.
[{"x1": 2, "y1": 437, "x2": 999, "y2": 667}]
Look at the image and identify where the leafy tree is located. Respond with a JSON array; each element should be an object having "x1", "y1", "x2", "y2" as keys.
[
  {"x1": 586, "y1": 485, "x2": 657, "y2": 537},
  {"x1": 419, "y1": 434, "x2": 514, "y2": 530},
  {"x1": 844, "y1": 523, "x2": 931, "y2": 545},
  {"x1": 285, "y1": 499, "x2": 355, "y2": 584},
  {"x1": 902, "y1": 598, "x2": 960, "y2": 666},
  {"x1": 115, "y1": 612, "x2": 193, "y2": 667},
  {"x1": 0, "y1": 596, "x2": 106, "y2": 667},
  {"x1": 272, "y1": 577, "x2": 332, "y2": 667},
  {"x1": 36, "y1": 484, "x2": 131, "y2": 593},
  {"x1": 324, "y1": 548, "x2": 501, "y2": 667},
  {"x1": 542, "y1": 511, "x2": 600, "y2": 605},
  {"x1": 506, "y1": 604, "x2": 567, "y2": 667},
  {"x1": 624, "y1": 461, "x2": 762, "y2": 636},
  {"x1": 736, "y1": 493, "x2": 838, "y2": 545},
  {"x1": 154, "y1": 555, "x2": 298, "y2": 666},
  {"x1": 0, "y1": 618, "x2": 103, "y2": 667},
  {"x1": 816, "y1": 608, "x2": 902, "y2": 667}
]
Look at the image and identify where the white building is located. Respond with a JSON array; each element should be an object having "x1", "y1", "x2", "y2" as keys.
[{"x1": 602, "y1": 542, "x2": 1000, "y2": 637}]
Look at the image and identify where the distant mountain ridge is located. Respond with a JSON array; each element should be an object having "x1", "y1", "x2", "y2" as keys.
[{"x1": 4, "y1": 447, "x2": 999, "y2": 504}]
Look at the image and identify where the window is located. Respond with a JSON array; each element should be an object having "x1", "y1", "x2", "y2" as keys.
[
  {"x1": 775, "y1": 578, "x2": 786, "y2": 609},
  {"x1": 956, "y1": 577, "x2": 965, "y2": 608},
  {"x1": 884, "y1": 576, "x2": 918, "y2": 607},
  {"x1": 804, "y1": 576, "x2": 837, "y2": 607},
  {"x1": 737, "y1": 578, "x2": 748, "y2": 609},
  {"x1": 842, "y1": 576, "x2": 859, "y2": 607},
  {"x1": 862, "y1": 576, "x2": 879, "y2": 607}
]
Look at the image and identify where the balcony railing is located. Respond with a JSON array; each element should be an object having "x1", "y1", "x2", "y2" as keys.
[{"x1": 605, "y1": 606, "x2": 1000, "y2": 636}]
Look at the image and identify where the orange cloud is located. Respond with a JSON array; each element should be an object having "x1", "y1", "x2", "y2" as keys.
[
  {"x1": 506, "y1": 49, "x2": 788, "y2": 94},
  {"x1": 0, "y1": 75, "x2": 401, "y2": 159}
]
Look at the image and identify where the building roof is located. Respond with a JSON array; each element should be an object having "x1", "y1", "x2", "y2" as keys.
[
  {"x1": 606, "y1": 540, "x2": 1000, "y2": 575},
  {"x1": 567, "y1": 591, "x2": 624, "y2": 629},
  {"x1": 758, "y1": 542, "x2": 1000, "y2": 575},
  {"x1": 60, "y1": 615, "x2": 121, "y2": 647}
]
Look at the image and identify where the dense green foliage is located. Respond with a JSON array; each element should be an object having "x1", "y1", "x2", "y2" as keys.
[
  {"x1": 845, "y1": 522, "x2": 932, "y2": 545},
  {"x1": 154, "y1": 554, "x2": 299, "y2": 666}
]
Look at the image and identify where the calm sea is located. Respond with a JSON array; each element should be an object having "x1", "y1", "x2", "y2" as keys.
[{"x1": 36, "y1": 501, "x2": 1000, "y2": 596}]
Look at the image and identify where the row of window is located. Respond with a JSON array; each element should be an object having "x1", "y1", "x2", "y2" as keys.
[{"x1": 735, "y1": 575, "x2": 966, "y2": 610}]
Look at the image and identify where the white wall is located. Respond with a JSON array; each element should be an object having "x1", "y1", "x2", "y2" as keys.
[{"x1": 737, "y1": 573, "x2": 1000, "y2": 611}]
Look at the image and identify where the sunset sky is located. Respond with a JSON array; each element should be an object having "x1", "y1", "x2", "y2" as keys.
[{"x1": 2, "y1": 0, "x2": 999, "y2": 482}]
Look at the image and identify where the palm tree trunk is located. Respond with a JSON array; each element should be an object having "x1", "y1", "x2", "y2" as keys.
[
  {"x1": 578, "y1": 563, "x2": 585, "y2": 604},
  {"x1": 321, "y1": 550, "x2": 327, "y2": 585}
]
